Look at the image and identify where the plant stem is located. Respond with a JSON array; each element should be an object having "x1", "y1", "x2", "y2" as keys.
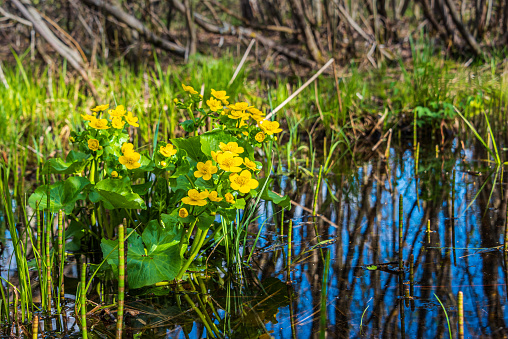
[
  {"x1": 116, "y1": 219, "x2": 125, "y2": 338},
  {"x1": 176, "y1": 227, "x2": 209, "y2": 280},
  {"x1": 80, "y1": 257, "x2": 88, "y2": 339}
]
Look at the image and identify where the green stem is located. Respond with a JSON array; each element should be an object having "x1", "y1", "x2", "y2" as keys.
[
  {"x1": 116, "y1": 219, "x2": 125, "y2": 338},
  {"x1": 178, "y1": 284, "x2": 216, "y2": 338},
  {"x1": 185, "y1": 175, "x2": 197, "y2": 189},
  {"x1": 176, "y1": 228, "x2": 209, "y2": 280},
  {"x1": 80, "y1": 258, "x2": 88, "y2": 339}
]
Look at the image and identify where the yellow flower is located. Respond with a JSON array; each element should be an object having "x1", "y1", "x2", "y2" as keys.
[
  {"x1": 109, "y1": 105, "x2": 127, "y2": 118},
  {"x1": 243, "y1": 158, "x2": 258, "y2": 171},
  {"x1": 211, "y1": 150, "x2": 222, "y2": 162},
  {"x1": 111, "y1": 171, "x2": 119, "y2": 178},
  {"x1": 91, "y1": 104, "x2": 109, "y2": 112},
  {"x1": 81, "y1": 113, "x2": 96, "y2": 121},
  {"x1": 206, "y1": 97, "x2": 223, "y2": 112},
  {"x1": 208, "y1": 191, "x2": 223, "y2": 202},
  {"x1": 194, "y1": 160, "x2": 218, "y2": 180},
  {"x1": 125, "y1": 112, "x2": 139, "y2": 127},
  {"x1": 88, "y1": 139, "x2": 100, "y2": 151},
  {"x1": 229, "y1": 170, "x2": 259, "y2": 194},
  {"x1": 181, "y1": 189, "x2": 209, "y2": 206},
  {"x1": 216, "y1": 152, "x2": 243, "y2": 172},
  {"x1": 112, "y1": 116, "x2": 125, "y2": 129},
  {"x1": 121, "y1": 143, "x2": 134, "y2": 154},
  {"x1": 69, "y1": 137, "x2": 75, "y2": 142},
  {"x1": 219, "y1": 142, "x2": 244, "y2": 155},
  {"x1": 247, "y1": 107, "x2": 265, "y2": 121},
  {"x1": 225, "y1": 192, "x2": 235, "y2": 204},
  {"x1": 255, "y1": 132, "x2": 266, "y2": 142},
  {"x1": 160, "y1": 144, "x2": 177, "y2": 157},
  {"x1": 228, "y1": 110, "x2": 250, "y2": 120},
  {"x1": 179, "y1": 208, "x2": 189, "y2": 218},
  {"x1": 173, "y1": 98, "x2": 180, "y2": 104},
  {"x1": 119, "y1": 151, "x2": 141, "y2": 170},
  {"x1": 228, "y1": 102, "x2": 253, "y2": 112},
  {"x1": 182, "y1": 83, "x2": 198, "y2": 95},
  {"x1": 259, "y1": 120, "x2": 282, "y2": 135},
  {"x1": 161, "y1": 161, "x2": 167, "y2": 167},
  {"x1": 89, "y1": 117, "x2": 110, "y2": 130},
  {"x1": 211, "y1": 89, "x2": 229, "y2": 104}
]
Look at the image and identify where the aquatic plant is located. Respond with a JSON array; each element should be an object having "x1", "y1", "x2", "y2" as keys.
[{"x1": 28, "y1": 86, "x2": 289, "y2": 290}]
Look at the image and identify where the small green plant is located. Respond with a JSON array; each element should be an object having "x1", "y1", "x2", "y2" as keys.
[{"x1": 28, "y1": 84, "x2": 289, "y2": 289}]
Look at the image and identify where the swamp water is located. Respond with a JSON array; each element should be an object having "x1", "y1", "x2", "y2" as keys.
[{"x1": 1, "y1": 138, "x2": 508, "y2": 338}]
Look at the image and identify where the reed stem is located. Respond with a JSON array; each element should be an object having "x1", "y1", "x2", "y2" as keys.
[
  {"x1": 287, "y1": 220, "x2": 293, "y2": 284},
  {"x1": 80, "y1": 257, "x2": 88, "y2": 339},
  {"x1": 399, "y1": 194, "x2": 403, "y2": 272},
  {"x1": 32, "y1": 315, "x2": 39, "y2": 339},
  {"x1": 116, "y1": 219, "x2": 125, "y2": 339},
  {"x1": 458, "y1": 291, "x2": 464, "y2": 339}
]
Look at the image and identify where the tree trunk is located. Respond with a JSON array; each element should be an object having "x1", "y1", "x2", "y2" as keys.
[
  {"x1": 287, "y1": 0, "x2": 325, "y2": 64},
  {"x1": 443, "y1": 0, "x2": 483, "y2": 55},
  {"x1": 183, "y1": 0, "x2": 197, "y2": 57}
]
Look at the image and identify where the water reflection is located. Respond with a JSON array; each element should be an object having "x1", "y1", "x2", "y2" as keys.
[
  {"x1": 2, "y1": 138, "x2": 508, "y2": 338},
  {"x1": 252, "y1": 139, "x2": 508, "y2": 338}
]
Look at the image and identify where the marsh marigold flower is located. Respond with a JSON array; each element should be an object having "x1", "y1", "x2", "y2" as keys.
[
  {"x1": 208, "y1": 191, "x2": 223, "y2": 202},
  {"x1": 229, "y1": 170, "x2": 259, "y2": 194},
  {"x1": 159, "y1": 144, "x2": 177, "y2": 157},
  {"x1": 255, "y1": 132, "x2": 266, "y2": 142},
  {"x1": 179, "y1": 208, "x2": 189, "y2": 218},
  {"x1": 225, "y1": 192, "x2": 235, "y2": 204},
  {"x1": 81, "y1": 113, "x2": 96, "y2": 121},
  {"x1": 211, "y1": 150, "x2": 222, "y2": 162},
  {"x1": 247, "y1": 107, "x2": 265, "y2": 121},
  {"x1": 91, "y1": 104, "x2": 109, "y2": 112},
  {"x1": 243, "y1": 158, "x2": 258, "y2": 171},
  {"x1": 211, "y1": 89, "x2": 229, "y2": 104},
  {"x1": 88, "y1": 139, "x2": 100, "y2": 151},
  {"x1": 111, "y1": 171, "x2": 119, "y2": 178},
  {"x1": 125, "y1": 112, "x2": 139, "y2": 127},
  {"x1": 121, "y1": 142, "x2": 134, "y2": 154},
  {"x1": 182, "y1": 189, "x2": 209, "y2": 206},
  {"x1": 89, "y1": 117, "x2": 110, "y2": 130},
  {"x1": 216, "y1": 152, "x2": 243, "y2": 172},
  {"x1": 119, "y1": 151, "x2": 141, "y2": 170},
  {"x1": 206, "y1": 97, "x2": 223, "y2": 112},
  {"x1": 228, "y1": 110, "x2": 249, "y2": 120},
  {"x1": 219, "y1": 142, "x2": 244, "y2": 155},
  {"x1": 182, "y1": 83, "x2": 198, "y2": 95},
  {"x1": 194, "y1": 160, "x2": 218, "y2": 180},
  {"x1": 259, "y1": 120, "x2": 282, "y2": 135},
  {"x1": 109, "y1": 105, "x2": 126, "y2": 117},
  {"x1": 229, "y1": 102, "x2": 252, "y2": 112},
  {"x1": 160, "y1": 161, "x2": 167, "y2": 167},
  {"x1": 112, "y1": 116, "x2": 125, "y2": 129}
]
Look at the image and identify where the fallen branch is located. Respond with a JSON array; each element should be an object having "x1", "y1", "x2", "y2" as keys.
[
  {"x1": 11, "y1": 0, "x2": 98, "y2": 98},
  {"x1": 81, "y1": 0, "x2": 185, "y2": 56}
]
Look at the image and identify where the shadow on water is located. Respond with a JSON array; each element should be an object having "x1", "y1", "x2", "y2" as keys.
[{"x1": 2, "y1": 135, "x2": 508, "y2": 338}]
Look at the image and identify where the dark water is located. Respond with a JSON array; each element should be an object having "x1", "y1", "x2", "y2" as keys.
[{"x1": 2, "y1": 138, "x2": 508, "y2": 338}]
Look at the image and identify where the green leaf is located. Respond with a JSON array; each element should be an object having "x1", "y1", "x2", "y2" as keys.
[
  {"x1": 171, "y1": 136, "x2": 207, "y2": 163},
  {"x1": 95, "y1": 177, "x2": 147, "y2": 210},
  {"x1": 132, "y1": 182, "x2": 152, "y2": 195},
  {"x1": 195, "y1": 213, "x2": 216, "y2": 231},
  {"x1": 366, "y1": 265, "x2": 378, "y2": 271},
  {"x1": 28, "y1": 177, "x2": 90, "y2": 213},
  {"x1": 200, "y1": 129, "x2": 237, "y2": 157},
  {"x1": 129, "y1": 223, "x2": 182, "y2": 288},
  {"x1": 259, "y1": 178, "x2": 291, "y2": 209},
  {"x1": 42, "y1": 151, "x2": 92, "y2": 174},
  {"x1": 100, "y1": 220, "x2": 184, "y2": 289}
]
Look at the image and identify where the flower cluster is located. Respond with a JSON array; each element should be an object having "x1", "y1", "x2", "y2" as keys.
[{"x1": 81, "y1": 104, "x2": 139, "y2": 130}]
